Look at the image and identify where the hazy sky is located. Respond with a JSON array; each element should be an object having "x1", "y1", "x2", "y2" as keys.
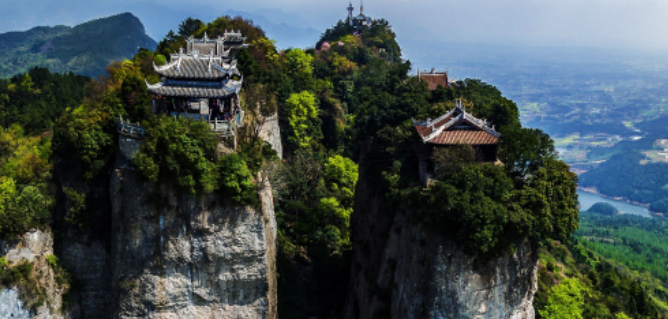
[{"x1": 2, "y1": 0, "x2": 668, "y2": 52}]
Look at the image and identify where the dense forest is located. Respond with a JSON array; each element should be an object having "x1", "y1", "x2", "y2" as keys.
[
  {"x1": 4, "y1": 13, "x2": 663, "y2": 319},
  {"x1": 580, "y1": 113, "x2": 668, "y2": 214},
  {"x1": 579, "y1": 152, "x2": 668, "y2": 208},
  {"x1": 575, "y1": 212, "x2": 668, "y2": 288},
  {"x1": 536, "y1": 238, "x2": 668, "y2": 319},
  {"x1": 587, "y1": 202, "x2": 620, "y2": 216},
  {"x1": 532, "y1": 210, "x2": 668, "y2": 318},
  {"x1": 0, "y1": 67, "x2": 89, "y2": 133}
]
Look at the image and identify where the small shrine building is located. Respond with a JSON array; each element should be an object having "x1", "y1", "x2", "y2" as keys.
[
  {"x1": 413, "y1": 101, "x2": 500, "y2": 184},
  {"x1": 418, "y1": 68, "x2": 450, "y2": 90}
]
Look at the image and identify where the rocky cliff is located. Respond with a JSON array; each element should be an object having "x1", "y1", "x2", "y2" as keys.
[
  {"x1": 107, "y1": 151, "x2": 277, "y2": 319},
  {"x1": 0, "y1": 230, "x2": 69, "y2": 319},
  {"x1": 344, "y1": 153, "x2": 538, "y2": 319},
  {"x1": 259, "y1": 114, "x2": 283, "y2": 159},
  {"x1": 2, "y1": 136, "x2": 278, "y2": 319}
]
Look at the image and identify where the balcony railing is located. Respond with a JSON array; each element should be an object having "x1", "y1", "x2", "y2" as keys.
[{"x1": 118, "y1": 117, "x2": 146, "y2": 138}]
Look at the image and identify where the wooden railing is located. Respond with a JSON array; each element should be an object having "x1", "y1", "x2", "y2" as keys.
[
  {"x1": 118, "y1": 117, "x2": 146, "y2": 138},
  {"x1": 210, "y1": 119, "x2": 236, "y2": 136}
]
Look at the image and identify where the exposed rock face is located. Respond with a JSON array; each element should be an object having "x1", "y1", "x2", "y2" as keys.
[
  {"x1": 259, "y1": 114, "x2": 283, "y2": 159},
  {"x1": 0, "y1": 230, "x2": 69, "y2": 319},
  {"x1": 54, "y1": 167, "x2": 114, "y2": 319},
  {"x1": 0, "y1": 289, "x2": 31, "y2": 319},
  {"x1": 107, "y1": 150, "x2": 277, "y2": 318},
  {"x1": 344, "y1": 152, "x2": 538, "y2": 319},
  {"x1": 2, "y1": 134, "x2": 278, "y2": 319}
]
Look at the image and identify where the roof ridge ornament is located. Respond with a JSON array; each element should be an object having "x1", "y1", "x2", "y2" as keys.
[
  {"x1": 208, "y1": 50, "x2": 213, "y2": 73},
  {"x1": 176, "y1": 48, "x2": 184, "y2": 70},
  {"x1": 456, "y1": 99, "x2": 464, "y2": 110}
]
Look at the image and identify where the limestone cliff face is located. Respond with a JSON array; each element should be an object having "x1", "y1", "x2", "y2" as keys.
[
  {"x1": 0, "y1": 230, "x2": 69, "y2": 319},
  {"x1": 2, "y1": 136, "x2": 278, "y2": 319},
  {"x1": 344, "y1": 153, "x2": 538, "y2": 319},
  {"x1": 259, "y1": 114, "x2": 283, "y2": 159},
  {"x1": 107, "y1": 142, "x2": 277, "y2": 319}
]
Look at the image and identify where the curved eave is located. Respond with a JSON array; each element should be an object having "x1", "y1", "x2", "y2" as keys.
[
  {"x1": 154, "y1": 70, "x2": 229, "y2": 80},
  {"x1": 145, "y1": 78, "x2": 243, "y2": 98}
]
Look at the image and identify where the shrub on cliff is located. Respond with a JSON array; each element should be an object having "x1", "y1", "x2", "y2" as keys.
[
  {"x1": 135, "y1": 116, "x2": 218, "y2": 194},
  {"x1": 539, "y1": 278, "x2": 585, "y2": 319},
  {"x1": 218, "y1": 153, "x2": 257, "y2": 206},
  {"x1": 52, "y1": 59, "x2": 151, "y2": 180},
  {"x1": 0, "y1": 177, "x2": 52, "y2": 239},
  {"x1": 389, "y1": 140, "x2": 578, "y2": 257},
  {"x1": 133, "y1": 116, "x2": 261, "y2": 205}
]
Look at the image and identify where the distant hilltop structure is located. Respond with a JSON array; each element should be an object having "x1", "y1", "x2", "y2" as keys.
[
  {"x1": 347, "y1": 1, "x2": 372, "y2": 30},
  {"x1": 417, "y1": 68, "x2": 455, "y2": 90}
]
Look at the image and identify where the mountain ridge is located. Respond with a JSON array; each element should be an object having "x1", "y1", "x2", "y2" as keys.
[{"x1": 0, "y1": 12, "x2": 156, "y2": 78}]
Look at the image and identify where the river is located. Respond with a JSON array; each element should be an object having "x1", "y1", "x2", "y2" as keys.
[{"x1": 577, "y1": 189, "x2": 652, "y2": 218}]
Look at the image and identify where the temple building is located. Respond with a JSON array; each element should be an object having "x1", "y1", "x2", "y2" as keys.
[
  {"x1": 347, "y1": 1, "x2": 372, "y2": 30},
  {"x1": 417, "y1": 68, "x2": 451, "y2": 90},
  {"x1": 145, "y1": 31, "x2": 248, "y2": 137},
  {"x1": 413, "y1": 100, "x2": 500, "y2": 184}
]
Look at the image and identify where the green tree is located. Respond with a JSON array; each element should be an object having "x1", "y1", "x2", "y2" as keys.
[
  {"x1": 134, "y1": 117, "x2": 218, "y2": 194},
  {"x1": 0, "y1": 177, "x2": 52, "y2": 239},
  {"x1": 285, "y1": 91, "x2": 320, "y2": 148},
  {"x1": 499, "y1": 126, "x2": 556, "y2": 178},
  {"x1": 526, "y1": 158, "x2": 579, "y2": 243},
  {"x1": 539, "y1": 278, "x2": 585, "y2": 319},
  {"x1": 217, "y1": 153, "x2": 258, "y2": 205},
  {"x1": 324, "y1": 155, "x2": 358, "y2": 207},
  {"x1": 284, "y1": 48, "x2": 314, "y2": 92},
  {"x1": 178, "y1": 17, "x2": 205, "y2": 38}
]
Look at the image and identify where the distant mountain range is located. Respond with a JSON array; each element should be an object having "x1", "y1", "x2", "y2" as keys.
[
  {"x1": 221, "y1": 9, "x2": 321, "y2": 49},
  {"x1": 0, "y1": 13, "x2": 156, "y2": 78}
]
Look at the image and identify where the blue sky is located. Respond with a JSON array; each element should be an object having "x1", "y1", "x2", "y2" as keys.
[{"x1": 2, "y1": 0, "x2": 668, "y2": 52}]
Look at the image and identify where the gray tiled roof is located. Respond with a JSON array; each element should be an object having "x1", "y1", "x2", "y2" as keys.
[
  {"x1": 154, "y1": 55, "x2": 240, "y2": 80},
  {"x1": 145, "y1": 78, "x2": 242, "y2": 98},
  {"x1": 185, "y1": 32, "x2": 247, "y2": 56}
]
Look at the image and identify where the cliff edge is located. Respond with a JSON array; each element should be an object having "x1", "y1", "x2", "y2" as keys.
[
  {"x1": 107, "y1": 138, "x2": 277, "y2": 319},
  {"x1": 344, "y1": 153, "x2": 538, "y2": 319}
]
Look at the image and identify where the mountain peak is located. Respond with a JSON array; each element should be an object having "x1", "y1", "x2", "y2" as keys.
[{"x1": 0, "y1": 13, "x2": 157, "y2": 78}]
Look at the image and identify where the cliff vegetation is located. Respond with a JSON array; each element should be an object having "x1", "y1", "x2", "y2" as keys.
[{"x1": 3, "y1": 12, "x2": 653, "y2": 319}]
